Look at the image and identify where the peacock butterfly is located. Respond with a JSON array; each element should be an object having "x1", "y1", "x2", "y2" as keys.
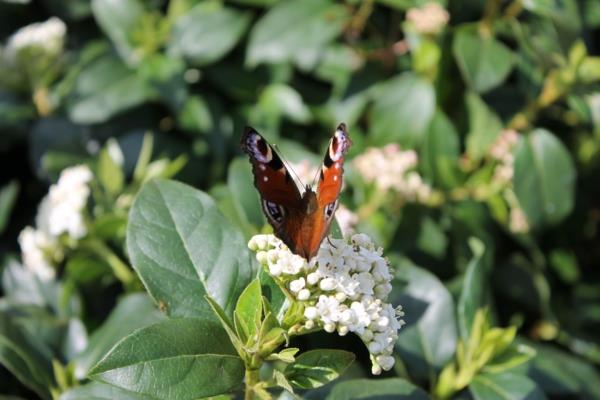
[{"x1": 241, "y1": 123, "x2": 352, "y2": 260}]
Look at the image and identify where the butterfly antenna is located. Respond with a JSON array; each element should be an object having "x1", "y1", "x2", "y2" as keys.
[{"x1": 272, "y1": 143, "x2": 306, "y2": 191}]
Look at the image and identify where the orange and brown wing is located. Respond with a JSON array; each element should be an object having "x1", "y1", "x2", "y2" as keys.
[
  {"x1": 300, "y1": 123, "x2": 352, "y2": 258},
  {"x1": 241, "y1": 127, "x2": 304, "y2": 250}
]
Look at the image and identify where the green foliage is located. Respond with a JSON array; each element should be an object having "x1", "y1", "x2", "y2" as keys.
[{"x1": 1, "y1": 0, "x2": 599, "y2": 398}]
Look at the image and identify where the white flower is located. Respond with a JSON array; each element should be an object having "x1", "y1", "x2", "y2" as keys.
[
  {"x1": 406, "y1": 2, "x2": 449, "y2": 35},
  {"x1": 5, "y1": 17, "x2": 66, "y2": 57},
  {"x1": 18, "y1": 227, "x2": 56, "y2": 281},
  {"x1": 18, "y1": 165, "x2": 93, "y2": 281},
  {"x1": 353, "y1": 144, "x2": 435, "y2": 204},
  {"x1": 249, "y1": 232, "x2": 405, "y2": 374}
]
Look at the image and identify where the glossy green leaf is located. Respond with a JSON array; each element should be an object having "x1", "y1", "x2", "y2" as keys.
[
  {"x1": 91, "y1": 0, "x2": 145, "y2": 66},
  {"x1": 326, "y1": 378, "x2": 429, "y2": 399},
  {"x1": 234, "y1": 279, "x2": 262, "y2": 343},
  {"x1": 0, "y1": 180, "x2": 18, "y2": 234},
  {"x1": 127, "y1": 179, "x2": 255, "y2": 318},
  {"x1": 285, "y1": 349, "x2": 354, "y2": 389},
  {"x1": 457, "y1": 238, "x2": 486, "y2": 341},
  {"x1": 60, "y1": 382, "x2": 150, "y2": 400},
  {"x1": 420, "y1": 110, "x2": 460, "y2": 188},
  {"x1": 453, "y1": 29, "x2": 515, "y2": 93},
  {"x1": 392, "y1": 260, "x2": 457, "y2": 379},
  {"x1": 370, "y1": 73, "x2": 435, "y2": 147},
  {"x1": 246, "y1": 0, "x2": 347, "y2": 69},
  {"x1": 470, "y1": 372, "x2": 547, "y2": 400},
  {"x1": 465, "y1": 92, "x2": 502, "y2": 162},
  {"x1": 89, "y1": 318, "x2": 244, "y2": 399},
  {"x1": 513, "y1": 129, "x2": 576, "y2": 227},
  {"x1": 73, "y1": 293, "x2": 165, "y2": 379},
  {"x1": 67, "y1": 54, "x2": 155, "y2": 124},
  {"x1": 169, "y1": 2, "x2": 251, "y2": 66},
  {"x1": 227, "y1": 157, "x2": 264, "y2": 229}
]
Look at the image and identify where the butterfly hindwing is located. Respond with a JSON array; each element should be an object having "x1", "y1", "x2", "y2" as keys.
[{"x1": 240, "y1": 127, "x2": 303, "y2": 234}]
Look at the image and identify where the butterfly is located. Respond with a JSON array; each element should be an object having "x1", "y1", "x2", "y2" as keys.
[{"x1": 241, "y1": 123, "x2": 352, "y2": 260}]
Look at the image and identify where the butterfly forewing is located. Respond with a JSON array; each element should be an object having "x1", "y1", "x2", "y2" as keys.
[{"x1": 241, "y1": 124, "x2": 351, "y2": 260}]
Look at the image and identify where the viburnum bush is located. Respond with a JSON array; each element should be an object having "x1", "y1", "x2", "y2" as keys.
[{"x1": 1, "y1": 0, "x2": 600, "y2": 399}]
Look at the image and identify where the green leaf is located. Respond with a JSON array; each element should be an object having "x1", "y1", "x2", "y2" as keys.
[
  {"x1": 73, "y1": 293, "x2": 165, "y2": 379},
  {"x1": 465, "y1": 92, "x2": 502, "y2": 162},
  {"x1": 392, "y1": 260, "x2": 457, "y2": 379},
  {"x1": 457, "y1": 238, "x2": 486, "y2": 341},
  {"x1": 127, "y1": 179, "x2": 255, "y2": 319},
  {"x1": 524, "y1": 339, "x2": 600, "y2": 398},
  {"x1": 98, "y1": 138, "x2": 125, "y2": 196},
  {"x1": 0, "y1": 180, "x2": 18, "y2": 234},
  {"x1": 453, "y1": 29, "x2": 515, "y2": 93},
  {"x1": 420, "y1": 110, "x2": 460, "y2": 188},
  {"x1": 91, "y1": 0, "x2": 145, "y2": 66},
  {"x1": 470, "y1": 372, "x2": 547, "y2": 400},
  {"x1": 370, "y1": 73, "x2": 435, "y2": 147},
  {"x1": 60, "y1": 382, "x2": 150, "y2": 400},
  {"x1": 326, "y1": 378, "x2": 429, "y2": 399},
  {"x1": 228, "y1": 158, "x2": 264, "y2": 229},
  {"x1": 89, "y1": 318, "x2": 244, "y2": 399},
  {"x1": 234, "y1": 279, "x2": 263, "y2": 344},
  {"x1": 67, "y1": 54, "x2": 155, "y2": 124},
  {"x1": 169, "y1": 2, "x2": 251, "y2": 66},
  {"x1": 0, "y1": 309, "x2": 54, "y2": 399},
  {"x1": 257, "y1": 83, "x2": 312, "y2": 124},
  {"x1": 513, "y1": 129, "x2": 576, "y2": 227},
  {"x1": 246, "y1": 0, "x2": 347, "y2": 69},
  {"x1": 285, "y1": 349, "x2": 354, "y2": 389}
]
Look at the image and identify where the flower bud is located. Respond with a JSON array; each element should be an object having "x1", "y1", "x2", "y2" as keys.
[
  {"x1": 307, "y1": 272, "x2": 320, "y2": 285},
  {"x1": 297, "y1": 288, "x2": 310, "y2": 301},
  {"x1": 304, "y1": 306, "x2": 318, "y2": 320},
  {"x1": 289, "y1": 278, "x2": 305, "y2": 293},
  {"x1": 319, "y1": 278, "x2": 336, "y2": 291},
  {"x1": 324, "y1": 322, "x2": 336, "y2": 333}
]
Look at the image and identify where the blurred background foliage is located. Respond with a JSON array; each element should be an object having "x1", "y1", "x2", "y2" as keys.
[{"x1": 0, "y1": 0, "x2": 600, "y2": 398}]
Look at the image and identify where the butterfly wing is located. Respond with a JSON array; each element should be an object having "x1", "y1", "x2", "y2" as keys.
[
  {"x1": 298, "y1": 123, "x2": 352, "y2": 258},
  {"x1": 241, "y1": 127, "x2": 304, "y2": 249}
]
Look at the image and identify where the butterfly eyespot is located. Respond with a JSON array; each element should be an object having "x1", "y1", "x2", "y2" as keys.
[
  {"x1": 262, "y1": 200, "x2": 285, "y2": 226},
  {"x1": 324, "y1": 200, "x2": 338, "y2": 220}
]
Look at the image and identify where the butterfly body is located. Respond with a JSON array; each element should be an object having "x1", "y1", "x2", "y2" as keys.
[{"x1": 241, "y1": 124, "x2": 351, "y2": 260}]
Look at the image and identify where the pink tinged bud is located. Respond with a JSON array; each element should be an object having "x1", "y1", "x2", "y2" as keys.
[{"x1": 371, "y1": 364, "x2": 382, "y2": 375}]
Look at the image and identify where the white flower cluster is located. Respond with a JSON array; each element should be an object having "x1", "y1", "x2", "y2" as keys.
[
  {"x1": 354, "y1": 144, "x2": 434, "y2": 203},
  {"x1": 490, "y1": 129, "x2": 519, "y2": 185},
  {"x1": 3, "y1": 17, "x2": 66, "y2": 62},
  {"x1": 406, "y1": 2, "x2": 450, "y2": 35},
  {"x1": 18, "y1": 165, "x2": 93, "y2": 280},
  {"x1": 248, "y1": 233, "x2": 405, "y2": 375},
  {"x1": 488, "y1": 130, "x2": 530, "y2": 233}
]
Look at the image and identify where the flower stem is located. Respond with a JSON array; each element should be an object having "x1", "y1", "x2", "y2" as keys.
[
  {"x1": 82, "y1": 239, "x2": 136, "y2": 289},
  {"x1": 244, "y1": 368, "x2": 259, "y2": 400}
]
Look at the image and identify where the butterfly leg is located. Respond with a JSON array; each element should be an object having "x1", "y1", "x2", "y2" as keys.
[{"x1": 326, "y1": 236, "x2": 337, "y2": 249}]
